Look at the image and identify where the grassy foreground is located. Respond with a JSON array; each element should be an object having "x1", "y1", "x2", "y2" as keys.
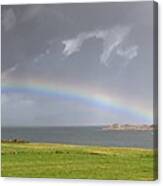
[{"x1": 1, "y1": 143, "x2": 156, "y2": 180}]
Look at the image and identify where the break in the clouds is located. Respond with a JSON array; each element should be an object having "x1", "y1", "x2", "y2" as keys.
[{"x1": 62, "y1": 25, "x2": 138, "y2": 66}]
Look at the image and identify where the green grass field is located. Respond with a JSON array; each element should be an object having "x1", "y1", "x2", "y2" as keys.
[{"x1": 1, "y1": 143, "x2": 156, "y2": 180}]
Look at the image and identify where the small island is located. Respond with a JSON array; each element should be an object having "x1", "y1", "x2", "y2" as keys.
[{"x1": 102, "y1": 124, "x2": 156, "y2": 131}]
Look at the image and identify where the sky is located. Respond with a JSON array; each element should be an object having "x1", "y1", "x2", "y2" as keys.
[{"x1": 1, "y1": 2, "x2": 154, "y2": 127}]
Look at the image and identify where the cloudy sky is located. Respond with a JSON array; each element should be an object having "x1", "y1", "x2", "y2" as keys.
[{"x1": 1, "y1": 2, "x2": 154, "y2": 127}]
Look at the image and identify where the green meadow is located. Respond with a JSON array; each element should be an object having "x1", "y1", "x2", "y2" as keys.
[{"x1": 1, "y1": 143, "x2": 156, "y2": 180}]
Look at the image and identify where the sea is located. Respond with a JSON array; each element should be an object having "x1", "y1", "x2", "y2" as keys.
[{"x1": 1, "y1": 126, "x2": 154, "y2": 149}]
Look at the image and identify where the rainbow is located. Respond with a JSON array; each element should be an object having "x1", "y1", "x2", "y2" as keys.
[{"x1": 1, "y1": 79, "x2": 153, "y2": 123}]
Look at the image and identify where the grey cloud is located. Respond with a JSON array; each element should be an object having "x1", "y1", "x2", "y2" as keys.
[
  {"x1": 20, "y1": 5, "x2": 43, "y2": 22},
  {"x1": 2, "y1": 8, "x2": 16, "y2": 31},
  {"x1": 62, "y1": 30, "x2": 108, "y2": 56},
  {"x1": 2, "y1": 64, "x2": 18, "y2": 80},
  {"x1": 62, "y1": 25, "x2": 131, "y2": 66},
  {"x1": 100, "y1": 26, "x2": 131, "y2": 66},
  {"x1": 33, "y1": 48, "x2": 51, "y2": 63},
  {"x1": 117, "y1": 45, "x2": 139, "y2": 60}
]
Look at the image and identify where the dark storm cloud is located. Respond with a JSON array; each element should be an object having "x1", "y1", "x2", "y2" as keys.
[
  {"x1": 2, "y1": 2, "x2": 152, "y2": 71},
  {"x1": 1, "y1": 2, "x2": 154, "y2": 126}
]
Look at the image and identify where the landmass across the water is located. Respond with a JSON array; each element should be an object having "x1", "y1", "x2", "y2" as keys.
[{"x1": 102, "y1": 124, "x2": 156, "y2": 131}]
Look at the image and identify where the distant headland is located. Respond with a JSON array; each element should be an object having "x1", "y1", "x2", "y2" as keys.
[{"x1": 102, "y1": 124, "x2": 156, "y2": 131}]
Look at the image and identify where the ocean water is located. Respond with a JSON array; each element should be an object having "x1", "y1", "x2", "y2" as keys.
[{"x1": 1, "y1": 126, "x2": 154, "y2": 148}]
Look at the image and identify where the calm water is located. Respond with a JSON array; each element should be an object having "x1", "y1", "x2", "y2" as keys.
[{"x1": 2, "y1": 127, "x2": 154, "y2": 148}]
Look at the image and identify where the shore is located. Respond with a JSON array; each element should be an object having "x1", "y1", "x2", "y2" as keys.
[{"x1": 1, "y1": 142, "x2": 157, "y2": 180}]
